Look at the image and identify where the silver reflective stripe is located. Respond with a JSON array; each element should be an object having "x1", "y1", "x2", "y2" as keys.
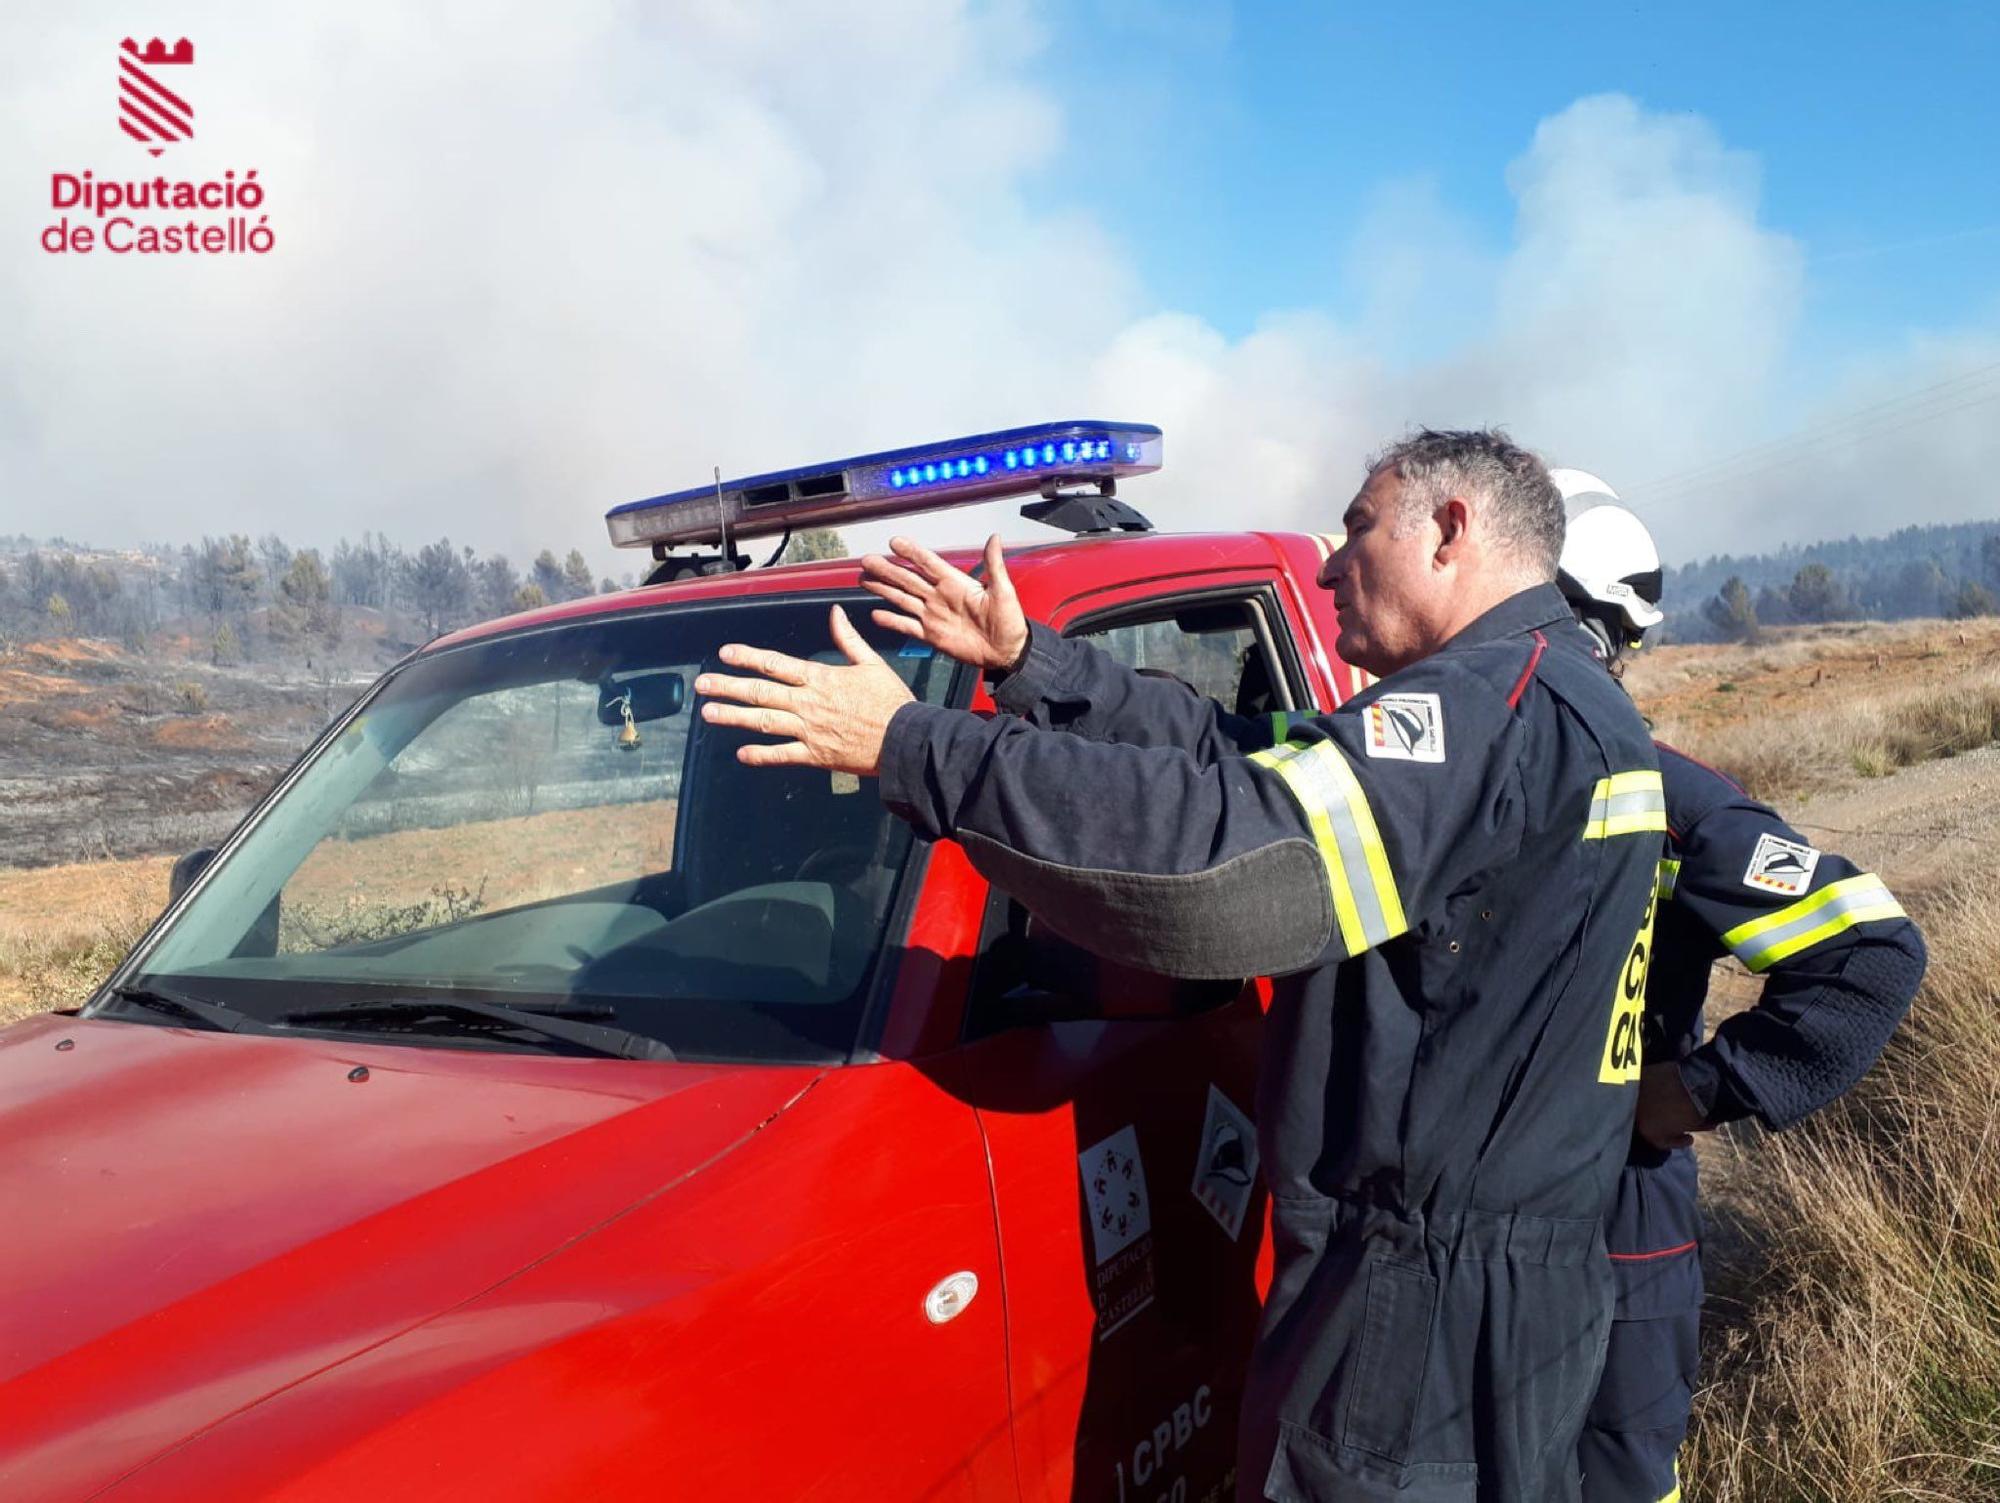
[
  {"x1": 1723, "y1": 873, "x2": 1904, "y2": 972},
  {"x1": 1584, "y1": 771, "x2": 1668, "y2": 839},
  {"x1": 1254, "y1": 741, "x2": 1406, "y2": 952},
  {"x1": 1609, "y1": 786, "x2": 1665, "y2": 819}
]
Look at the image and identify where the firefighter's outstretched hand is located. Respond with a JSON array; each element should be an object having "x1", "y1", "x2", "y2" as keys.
[
  {"x1": 698, "y1": 606, "x2": 913, "y2": 774},
  {"x1": 1634, "y1": 1062, "x2": 1708, "y2": 1151},
  {"x1": 861, "y1": 534, "x2": 1029, "y2": 673}
]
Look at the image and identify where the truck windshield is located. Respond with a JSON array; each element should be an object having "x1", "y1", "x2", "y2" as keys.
[{"x1": 113, "y1": 596, "x2": 963, "y2": 1064}]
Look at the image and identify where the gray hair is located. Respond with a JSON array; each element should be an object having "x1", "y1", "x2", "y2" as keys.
[{"x1": 1367, "y1": 428, "x2": 1564, "y2": 578}]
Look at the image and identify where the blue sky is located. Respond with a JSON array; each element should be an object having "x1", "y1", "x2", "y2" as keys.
[{"x1": 1033, "y1": 1, "x2": 2000, "y2": 347}]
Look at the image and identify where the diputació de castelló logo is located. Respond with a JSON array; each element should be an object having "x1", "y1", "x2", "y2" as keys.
[
  {"x1": 41, "y1": 36, "x2": 276, "y2": 257},
  {"x1": 120, "y1": 37, "x2": 194, "y2": 155}
]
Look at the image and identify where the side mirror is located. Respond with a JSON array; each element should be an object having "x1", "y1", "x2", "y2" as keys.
[{"x1": 168, "y1": 847, "x2": 217, "y2": 903}]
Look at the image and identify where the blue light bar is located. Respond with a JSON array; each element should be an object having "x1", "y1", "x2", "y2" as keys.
[{"x1": 606, "y1": 420, "x2": 1164, "y2": 549}]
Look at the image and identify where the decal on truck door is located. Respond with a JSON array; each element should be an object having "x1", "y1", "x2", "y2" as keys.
[
  {"x1": 1190, "y1": 1084, "x2": 1259, "y2": 1241},
  {"x1": 1079, "y1": 1124, "x2": 1157, "y2": 1339}
]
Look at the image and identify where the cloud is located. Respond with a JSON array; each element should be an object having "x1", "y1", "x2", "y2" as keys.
[
  {"x1": 0, "y1": 1, "x2": 1132, "y2": 563},
  {"x1": 0, "y1": 10, "x2": 1993, "y2": 572},
  {"x1": 1072, "y1": 93, "x2": 1996, "y2": 563}
]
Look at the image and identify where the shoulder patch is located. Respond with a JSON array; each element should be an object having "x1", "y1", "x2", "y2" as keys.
[
  {"x1": 1743, "y1": 831, "x2": 1820, "y2": 895},
  {"x1": 1364, "y1": 692, "x2": 1445, "y2": 763}
]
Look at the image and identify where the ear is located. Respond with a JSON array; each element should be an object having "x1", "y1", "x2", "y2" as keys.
[{"x1": 1432, "y1": 496, "x2": 1472, "y2": 568}]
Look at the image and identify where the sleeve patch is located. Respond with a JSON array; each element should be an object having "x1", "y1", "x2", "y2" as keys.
[
  {"x1": 1743, "y1": 832, "x2": 1821, "y2": 895},
  {"x1": 1364, "y1": 692, "x2": 1445, "y2": 763}
]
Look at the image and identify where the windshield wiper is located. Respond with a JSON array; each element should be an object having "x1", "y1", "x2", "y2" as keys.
[
  {"x1": 274, "y1": 997, "x2": 677, "y2": 1061},
  {"x1": 108, "y1": 982, "x2": 258, "y2": 1033}
]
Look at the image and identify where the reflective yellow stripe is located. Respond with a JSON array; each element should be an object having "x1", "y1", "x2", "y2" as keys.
[
  {"x1": 1249, "y1": 740, "x2": 1407, "y2": 953},
  {"x1": 1583, "y1": 769, "x2": 1667, "y2": 839},
  {"x1": 1657, "y1": 857, "x2": 1682, "y2": 900},
  {"x1": 1251, "y1": 743, "x2": 1365, "y2": 951},
  {"x1": 1336, "y1": 752, "x2": 1408, "y2": 943},
  {"x1": 1721, "y1": 873, "x2": 1905, "y2": 972}
]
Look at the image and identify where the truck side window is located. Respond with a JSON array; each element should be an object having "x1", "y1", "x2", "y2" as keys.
[
  {"x1": 962, "y1": 588, "x2": 1299, "y2": 1038},
  {"x1": 1074, "y1": 591, "x2": 1296, "y2": 720}
]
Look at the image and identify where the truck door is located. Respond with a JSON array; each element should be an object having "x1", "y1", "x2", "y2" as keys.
[{"x1": 954, "y1": 571, "x2": 1325, "y2": 1503}]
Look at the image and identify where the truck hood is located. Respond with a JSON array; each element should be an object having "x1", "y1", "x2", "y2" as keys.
[{"x1": 0, "y1": 1012, "x2": 819, "y2": 1499}]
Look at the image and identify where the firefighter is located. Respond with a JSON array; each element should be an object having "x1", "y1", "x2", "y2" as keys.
[
  {"x1": 699, "y1": 429, "x2": 1662, "y2": 1501},
  {"x1": 1550, "y1": 476, "x2": 1927, "y2": 1503}
]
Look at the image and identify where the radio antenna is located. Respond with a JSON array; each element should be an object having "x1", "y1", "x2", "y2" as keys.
[{"x1": 713, "y1": 465, "x2": 731, "y2": 561}]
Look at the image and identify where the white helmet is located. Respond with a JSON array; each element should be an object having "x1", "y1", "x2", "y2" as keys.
[{"x1": 1551, "y1": 469, "x2": 1664, "y2": 637}]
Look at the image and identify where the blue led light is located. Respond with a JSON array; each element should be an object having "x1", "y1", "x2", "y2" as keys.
[{"x1": 606, "y1": 419, "x2": 1163, "y2": 549}]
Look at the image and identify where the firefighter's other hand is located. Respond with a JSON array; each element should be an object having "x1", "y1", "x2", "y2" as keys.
[
  {"x1": 861, "y1": 534, "x2": 1029, "y2": 673},
  {"x1": 1634, "y1": 1062, "x2": 1707, "y2": 1151},
  {"x1": 698, "y1": 606, "x2": 914, "y2": 774}
]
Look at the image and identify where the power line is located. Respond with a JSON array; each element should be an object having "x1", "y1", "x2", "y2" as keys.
[
  {"x1": 1639, "y1": 388, "x2": 2000, "y2": 508},
  {"x1": 1627, "y1": 361, "x2": 2000, "y2": 500},
  {"x1": 1631, "y1": 361, "x2": 2000, "y2": 493},
  {"x1": 1629, "y1": 379, "x2": 2000, "y2": 507}
]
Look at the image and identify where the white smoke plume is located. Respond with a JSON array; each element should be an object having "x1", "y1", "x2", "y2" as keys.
[{"x1": 0, "y1": 6, "x2": 1992, "y2": 570}]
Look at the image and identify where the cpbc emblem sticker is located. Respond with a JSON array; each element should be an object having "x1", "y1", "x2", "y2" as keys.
[
  {"x1": 1363, "y1": 692, "x2": 1445, "y2": 763},
  {"x1": 1599, "y1": 889, "x2": 1654, "y2": 1085},
  {"x1": 1190, "y1": 1084, "x2": 1259, "y2": 1241},
  {"x1": 1743, "y1": 832, "x2": 1820, "y2": 895}
]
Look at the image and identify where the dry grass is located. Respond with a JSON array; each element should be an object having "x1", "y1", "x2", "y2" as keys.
[
  {"x1": 1639, "y1": 623, "x2": 2000, "y2": 1500},
  {"x1": 0, "y1": 859, "x2": 165, "y2": 1023},
  {"x1": 1685, "y1": 871, "x2": 2000, "y2": 1501},
  {"x1": 1647, "y1": 666, "x2": 2000, "y2": 804}
]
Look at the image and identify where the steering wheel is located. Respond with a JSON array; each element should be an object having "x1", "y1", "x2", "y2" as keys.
[{"x1": 791, "y1": 845, "x2": 874, "y2": 884}]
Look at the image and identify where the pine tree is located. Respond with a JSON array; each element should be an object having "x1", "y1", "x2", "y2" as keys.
[
  {"x1": 409, "y1": 538, "x2": 473, "y2": 637},
  {"x1": 1948, "y1": 580, "x2": 1997, "y2": 619},
  {"x1": 561, "y1": 549, "x2": 596, "y2": 601},
  {"x1": 1703, "y1": 576, "x2": 1760, "y2": 643},
  {"x1": 1788, "y1": 563, "x2": 1854, "y2": 623},
  {"x1": 531, "y1": 550, "x2": 566, "y2": 603},
  {"x1": 791, "y1": 529, "x2": 849, "y2": 562}
]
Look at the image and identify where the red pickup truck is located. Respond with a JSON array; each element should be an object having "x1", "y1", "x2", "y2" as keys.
[{"x1": 0, "y1": 424, "x2": 1371, "y2": 1501}]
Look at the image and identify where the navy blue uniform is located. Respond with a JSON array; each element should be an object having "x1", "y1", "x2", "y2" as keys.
[
  {"x1": 1577, "y1": 744, "x2": 1926, "y2": 1503},
  {"x1": 880, "y1": 585, "x2": 1662, "y2": 1501}
]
